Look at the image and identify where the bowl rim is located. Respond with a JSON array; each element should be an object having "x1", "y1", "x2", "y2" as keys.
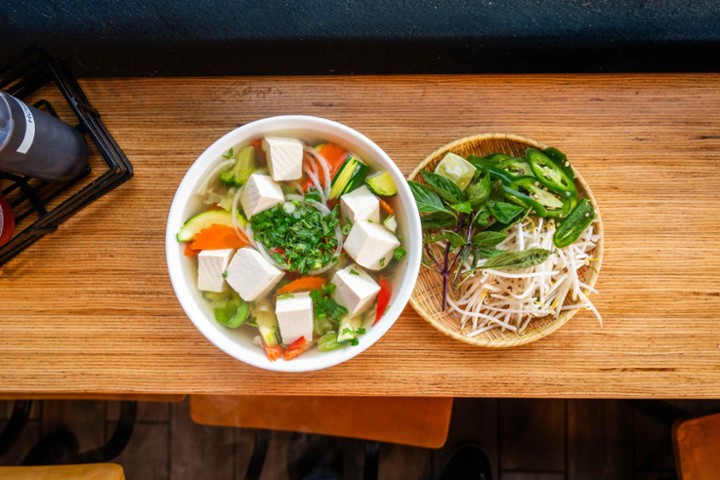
[
  {"x1": 166, "y1": 115, "x2": 422, "y2": 371},
  {"x1": 408, "y1": 132, "x2": 604, "y2": 348}
]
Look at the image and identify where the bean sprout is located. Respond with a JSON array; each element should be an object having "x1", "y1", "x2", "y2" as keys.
[{"x1": 448, "y1": 217, "x2": 600, "y2": 335}]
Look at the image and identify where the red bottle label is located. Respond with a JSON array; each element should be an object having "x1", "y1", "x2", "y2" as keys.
[{"x1": 0, "y1": 195, "x2": 14, "y2": 247}]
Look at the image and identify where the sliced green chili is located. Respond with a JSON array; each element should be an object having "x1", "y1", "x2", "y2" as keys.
[
  {"x1": 498, "y1": 157, "x2": 533, "y2": 177},
  {"x1": 510, "y1": 177, "x2": 574, "y2": 219},
  {"x1": 526, "y1": 148, "x2": 577, "y2": 197},
  {"x1": 501, "y1": 185, "x2": 549, "y2": 218},
  {"x1": 543, "y1": 147, "x2": 575, "y2": 181}
]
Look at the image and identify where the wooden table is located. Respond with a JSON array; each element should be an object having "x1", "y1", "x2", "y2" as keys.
[{"x1": 2, "y1": 74, "x2": 719, "y2": 399}]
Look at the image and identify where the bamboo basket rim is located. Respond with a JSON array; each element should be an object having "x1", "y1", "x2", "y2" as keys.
[{"x1": 408, "y1": 133, "x2": 604, "y2": 348}]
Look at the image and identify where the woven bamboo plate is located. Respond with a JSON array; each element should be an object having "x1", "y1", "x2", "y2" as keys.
[{"x1": 408, "y1": 133, "x2": 604, "y2": 348}]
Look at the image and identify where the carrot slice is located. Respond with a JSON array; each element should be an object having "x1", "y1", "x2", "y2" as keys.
[
  {"x1": 187, "y1": 224, "x2": 249, "y2": 253},
  {"x1": 379, "y1": 197, "x2": 395, "y2": 215},
  {"x1": 263, "y1": 343, "x2": 284, "y2": 362},
  {"x1": 315, "y1": 143, "x2": 348, "y2": 176},
  {"x1": 251, "y1": 138, "x2": 266, "y2": 163},
  {"x1": 184, "y1": 242, "x2": 201, "y2": 256},
  {"x1": 303, "y1": 143, "x2": 349, "y2": 191},
  {"x1": 276, "y1": 276, "x2": 327, "y2": 295},
  {"x1": 283, "y1": 337, "x2": 310, "y2": 360}
]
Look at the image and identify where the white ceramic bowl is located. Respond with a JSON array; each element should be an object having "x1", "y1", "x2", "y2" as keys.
[{"x1": 166, "y1": 116, "x2": 422, "y2": 372}]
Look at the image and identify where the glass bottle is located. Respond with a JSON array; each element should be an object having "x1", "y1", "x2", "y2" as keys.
[{"x1": 0, "y1": 91, "x2": 88, "y2": 182}]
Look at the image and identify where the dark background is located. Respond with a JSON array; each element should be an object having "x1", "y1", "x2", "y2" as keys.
[{"x1": 2, "y1": 0, "x2": 719, "y2": 76}]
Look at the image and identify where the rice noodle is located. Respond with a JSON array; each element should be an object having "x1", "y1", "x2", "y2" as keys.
[
  {"x1": 230, "y1": 186, "x2": 254, "y2": 246},
  {"x1": 303, "y1": 157, "x2": 326, "y2": 203},
  {"x1": 304, "y1": 146, "x2": 332, "y2": 200},
  {"x1": 446, "y1": 217, "x2": 601, "y2": 337}
]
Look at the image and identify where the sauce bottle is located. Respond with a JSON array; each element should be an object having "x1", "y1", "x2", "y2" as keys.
[{"x1": 0, "y1": 91, "x2": 88, "y2": 182}]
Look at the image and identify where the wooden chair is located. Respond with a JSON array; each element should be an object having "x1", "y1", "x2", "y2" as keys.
[
  {"x1": 191, "y1": 395, "x2": 452, "y2": 448},
  {"x1": 673, "y1": 411, "x2": 720, "y2": 479},
  {"x1": 0, "y1": 394, "x2": 184, "y2": 465},
  {"x1": 191, "y1": 395, "x2": 453, "y2": 479},
  {"x1": 0, "y1": 463, "x2": 125, "y2": 480}
]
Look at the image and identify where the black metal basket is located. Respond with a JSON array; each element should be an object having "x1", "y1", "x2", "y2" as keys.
[{"x1": 0, "y1": 47, "x2": 132, "y2": 266}]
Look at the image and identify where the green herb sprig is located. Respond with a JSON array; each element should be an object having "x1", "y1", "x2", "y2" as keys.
[{"x1": 410, "y1": 155, "x2": 557, "y2": 309}]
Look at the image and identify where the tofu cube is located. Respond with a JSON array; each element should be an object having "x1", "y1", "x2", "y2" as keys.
[
  {"x1": 340, "y1": 185, "x2": 380, "y2": 224},
  {"x1": 240, "y1": 174, "x2": 284, "y2": 218},
  {"x1": 263, "y1": 136, "x2": 304, "y2": 182},
  {"x1": 343, "y1": 221, "x2": 401, "y2": 271},
  {"x1": 275, "y1": 291, "x2": 314, "y2": 345},
  {"x1": 197, "y1": 248, "x2": 235, "y2": 293},
  {"x1": 331, "y1": 265, "x2": 381, "y2": 317},
  {"x1": 225, "y1": 247, "x2": 284, "y2": 301}
]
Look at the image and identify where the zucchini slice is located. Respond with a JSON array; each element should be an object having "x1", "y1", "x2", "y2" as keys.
[
  {"x1": 365, "y1": 170, "x2": 398, "y2": 197},
  {"x1": 176, "y1": 210, "x2": 247, "y2": 242},
  {"x1": 329, "y1": 154, "x2": 369, "y2": 200}
]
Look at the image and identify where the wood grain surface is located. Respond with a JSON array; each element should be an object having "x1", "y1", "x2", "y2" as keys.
[{"x1": 1, "y1": 74, "x2": 719, "y2": 398}]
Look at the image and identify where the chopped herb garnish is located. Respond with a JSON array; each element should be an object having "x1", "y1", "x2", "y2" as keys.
[
  {"x1": 222, "y1": 270, "x2": 228, "y2": 278},
  {"x1": 357, "y1": 327, "x2": 366, "y2": 335},
  {"x1": 393, "y1": 247, "x2": 407, "y2": 261},
  {"x1": 379, "y1": 257, "x2": 385, "y2": 267},
  {"x1": 350, "y1": 338, "x2": 360, "y2": 346},
  {"x1": 310, "y1": 284, "x2": 348, "y2": 335},
  {"x1": 341, "y1": 223, "x2": 352, "y2": 236},
  {"x1": 304, "y1": 189, "x2": 323, "y2": 203},
  {"x1": 222, "y1": 147, "x2": 234, "y2": 159},
  {"x1": 277, "y1": 292, "x2": 295, "y2": 300},
  {"x1": 251, "y1": 198, "x2": 340, "y2": 274},
  {"x1": 349, "y1": 268, "x2": 360, "y2": 276}
]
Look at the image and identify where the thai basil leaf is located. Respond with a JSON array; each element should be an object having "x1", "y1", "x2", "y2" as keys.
[
  {"x1": 420, "y1": 170, "x2": 463, "y2": 205},
  {"x1": 478, "y1": 248, "x2": 551, "y2": 270},
  {"x1": 465, "y1": 173, "x2": 491, "y2": 208},
  {"x1": 475, "y1": 204, "x2": 491, "y2": 227},
  {"x1": 474, "y1": 246, "x2": 507, "y2": 259},
  {"x1": 467, "y1": 153, "x2": 509, "y2": 170},
  {"x1": 451, "y1": 202, "x2": 472, "y2": 214},
  {"x1": 421, "y1": 211, "x2": 457, "y2": 230},
  {"x1": 443, "y1": 231, "x2": 466, "y2": 249},
  {"x1": 500, "y1": 208, "x2": 532, "y2": 233},
  {"x1": 489, "y1": 201, "x2": 524, "y2": 224},
  {"x1": 471, "y1": 231, "x2": 508, "y2": 248},
  {"x1": 409, "y1": 181, "x2": 454, "y2": 215},
  {"x1": 553, "y1": 197, "x2": 595, "y2": 248},
  {"x1": 429, "y1": 230, "x2": 466, "y2": 249}
]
